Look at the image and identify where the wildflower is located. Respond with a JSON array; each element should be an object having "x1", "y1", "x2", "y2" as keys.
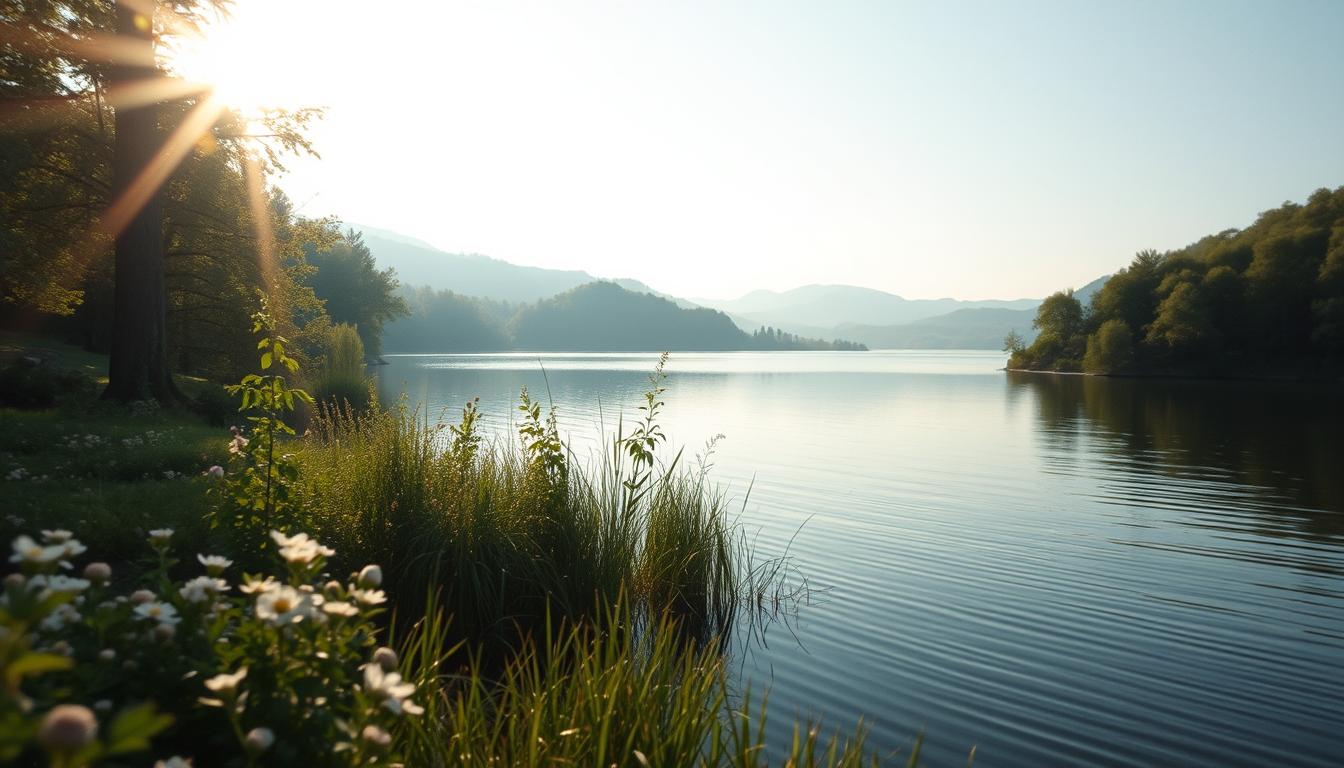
[
  {"x1": 255, "y1": 585, "x2": 316, "y2": 626},
  {"x1": 357, "y1": 564, "x2": 383, "y2": 588},
  {"x1": 29, "y1": 574, "x2": 91, "y2": 595},
  {"x1": 373, "y1": 646, "x2": 399, "y2": 672},
  {"x1": 239, "y1": 575, "x2": 279, "y2": 595},
  {"x1": 38, "y1": 603, "x2": 81, "y2": 633},
  {"x1": 98, "y1": 649, "x2": 116, "y2": 661},
  {"x1": 203, "y1": 667, "x2": 248, "y2": 696},
  {"x1": 244, "y1": 727, "x2": 275, "y2": 755},
  {"x1": 321, "y1": 601, "x2": 359, "y2": 618},
  {"x1": 155, "y1": 757, "x2": 192, "y2": 768},
  {"x1": 3, "y1": 573, "x2": 24, "y2": 589},
  {"x1": 197, "y1": 553, "x2": 232, "y2": 575},
  {"x1": 361, "y1": 724, "x2": 392, "y2": 749},
  {"x1": 179, "y1": 576, "x2": 229, "y2": 604},
  {"x1": 360, "y1": 663, "x2": 424, "y2": 716},
  {"x1": 133, "y1": 601, "x2": 181, "y2": 626},
  {"x1": 147, "y1": 528, "x2": 174, "y2": 546},
  {"x1": 350, "y1": 588, "x2": 387, "y2": 606},
  {"x1": 206, "y1": 465, "x2": 225, "y2": 478},
  {"x1": 269, "y1": 530, "x2": 335, "y2": 564},
  {"x1": 50, "y1": 640, "x2": 72, "y2": 656},
  {"x1": 130, "y1": 589, "x2": 156, "y2": 604},
  {"x1": 154, "y1": 622, "x2": 176, "y2": 642},
  {"x1": 84, "y1": 561, "x2": 112, "y2": 584},
  {"x1": 9, "y1": 535, "x2": 68, "y2": 566},
  {"x1": 41, "y1": 529, "x2": 73, "y2": 544},
  {"x1": 229, "y1": 434, "x2": 249, "y2": 454},
  {"x1": 37, "y1": 704, "x2": 98, "y2": 752}
]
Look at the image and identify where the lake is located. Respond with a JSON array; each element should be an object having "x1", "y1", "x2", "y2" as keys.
[{"x1": 376, "y1": 350, "x2": 1344, "y2": 766}]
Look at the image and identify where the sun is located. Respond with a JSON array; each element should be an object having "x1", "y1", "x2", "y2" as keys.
[{"x1": 165, "y1": 3, "x2": 329, "y2": 114}]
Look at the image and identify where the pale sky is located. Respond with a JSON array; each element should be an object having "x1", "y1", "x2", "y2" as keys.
[{"x1": 177, "y1": 0, "x2": 1344, "y2": 301}]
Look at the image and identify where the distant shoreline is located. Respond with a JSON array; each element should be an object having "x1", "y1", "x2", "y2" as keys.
[{"x1": 1004, "y1": 367, "x2": 1342, "y2": 385}]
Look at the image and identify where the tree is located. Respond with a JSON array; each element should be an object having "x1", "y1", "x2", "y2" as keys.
[
  {"x1": 104, "y1": 0, "x2": 175, "y2": 402},
  {"x1": 302, "y1": 230, "x2": 407, "y2": 358},
  {"x1": 1084, "y1": 319, "x2": 1134, "y2": 373},
  {"x1": 1033, "y1": 290, "x2": 1084, "y2": 340}
]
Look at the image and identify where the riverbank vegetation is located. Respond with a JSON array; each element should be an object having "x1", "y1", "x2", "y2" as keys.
[
  {"x1": 0, "y1": 322, "x2": 899, "y2": 766},
  {"x1": 1007, "y1": 186, "x2": 1344, "y2": 378}
]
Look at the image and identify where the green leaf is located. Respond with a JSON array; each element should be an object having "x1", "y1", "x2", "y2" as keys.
[
  {"x1": 6, "y1": 651, "x2": 74, "y2": 681},
  {"x1": 105, "y1": 702, "x2": 173, "y2": 755},
  {"x1": 261, "y1": 351, "x2": 273, "y2": 370}
]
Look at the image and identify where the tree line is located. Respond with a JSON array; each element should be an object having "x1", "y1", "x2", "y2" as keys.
[
  {"x1": 385, "y1": 282, "x2": 867, "y2": 353},
  {"x1": 1007, "y1": 186, "x2": 1344, "y2": 377}
]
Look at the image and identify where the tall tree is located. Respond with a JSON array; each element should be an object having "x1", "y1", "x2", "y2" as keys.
[{"x1": 104, "y1": 0, "x2": 175, "y2": 401}]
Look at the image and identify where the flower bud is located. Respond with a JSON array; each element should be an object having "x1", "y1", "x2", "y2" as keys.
[
  {"x1": 206, "y1": 465, "x2": 225, "y2": 479},
  {"x1": 84, "y1": 562, "x2": 112, "y2": 584},
  {"x1": 93, "y1": 699, "x2": 113, "y2": 713},
  {"x1": 37, "y1": 704, "x2": 98, "y2": 752},
  {"x1": 98, "y1": 648, "x2": 116, "y2": 661},
  {"x1": 154, "y1": 623, "x2": 176, "y2": 642},
  {"x1": 3, "y1": 573, "x2": 24, "y2": 589},
  {"x1": 357, "y1": 564, "x2": 382, "y2": 588},
  {"x1": 361, "y1": 724, "x2": 391, "y2": 749},
  {"x1": 373, "y1": 646, "x2": 399, "y2": 672},
  {"x1": 244, "y1": 727, "x2": 275, "y2": 755},
  {"x1": 130, "y1": 589, "x2": 155, "y2": 604}
]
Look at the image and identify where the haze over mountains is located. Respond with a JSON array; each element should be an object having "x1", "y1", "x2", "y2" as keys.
[{"x1": 351, "y1": 223, "x2": 1105, "y2": 350}]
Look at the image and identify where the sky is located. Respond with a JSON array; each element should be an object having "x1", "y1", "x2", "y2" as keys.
[{"x1": 174, "y1": 0, "x2": 1344, "y2": 301}]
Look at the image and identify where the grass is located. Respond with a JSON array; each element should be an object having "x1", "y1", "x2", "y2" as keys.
[{"x1": 0, "y1": 333, "x2": 903, "y2": 765}]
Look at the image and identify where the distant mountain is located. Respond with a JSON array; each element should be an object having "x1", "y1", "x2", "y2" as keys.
[
  {"x1": 840, "y1": 307, "x2": 1038, "y2": 350},
  {"x1": 383, "y1": 282, "x2": 866, "y2": 353},
  {"x1": 693, "y1": 284, "x2": 1041, "y2": 331},
  {"x1": 1074, "y1": 274, "x2": 1110, "y2": 307},
  {"x1": 347, "y1": 224, "x2": 690, "y2": 307}
]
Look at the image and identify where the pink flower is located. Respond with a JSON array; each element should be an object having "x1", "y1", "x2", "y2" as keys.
[{"x1": 206, "y1": 465, "x2": 225, "y2": 479}]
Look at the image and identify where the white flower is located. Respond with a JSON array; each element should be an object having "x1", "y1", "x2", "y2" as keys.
[
  {"x1": 28, "y1": 575, "x2": 91, "y2": 600},
  {"x1": 357, "y1": 564, "x2": 383, "y2": 588},
  {"x1": 321, "y1": 601, "x2": 359, "y2": 618},
  {"x1": 38, "y1": 704, "x2": 98, "y2": 751},
  {"x1": 93, "y1": 699, "x2": 113, "y2": 713},
  {"x1": 60, "y1": 538, "x2": 86, "y2": 559},
  {"x1": 238, "y1": 575, "x2": 279, "y2": 595},
  {"x1": 229, "y1": 435, "x2": 249, "y2": 454},
  {"x1": 361, "y1": 724, "x2": 392, "y2": 748},
  {"x1": 154, "y1": 757, "x2": 192, "y2": 768},
  {"x1": 9, "y1": 535, "x2": 68, "y2": 565},
  {"x1": 361, "y1": 663, "x2": 424, "y2": 716},
  {"x1": 98, "y1": 649, "x2": 116, "y2": 661},
  {"x1": 349, "y1": 588, "x2": 387, "y2": 606},
  {"x1": 38, "y1": 603, "x2": 81, "y2": 633},
  {"x1": 133, "y1": 601, "x2": 181, "y2": 626},
  {"x1": 255, "y1": 585, "x2": 315, "y2": 626},
  {"x1": 206, "y1": 465, "x2": 225, "y2": 479},
  {"x1": 197, "y1": 554, "x2": 232, "y2": 575},
  {"x1": 179, "y1": 576, "x2": 229, "y2": 604},
  {"x1": 203, "y1": 667, "x2": 247, "y2": 695},
  {"x1": 244, "y1": 727, "x2": 274, "y2": 755},
  {"x1": 41, "y1": 529, "x2": 73, "y2": 544},
  {"x1": 147, "y1": 529, "x2": 174, "y2": 546},
  {"x1": 269, "y1": 530, "x2": 335, "y2": 564}
]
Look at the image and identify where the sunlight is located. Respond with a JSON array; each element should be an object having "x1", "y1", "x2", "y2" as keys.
[{"x1": 167, "y1": 3, "x2": 332, "y2": 114}]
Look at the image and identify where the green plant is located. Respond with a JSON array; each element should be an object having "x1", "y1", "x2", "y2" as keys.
[{"x1": 211, "y1": 297, "x2": 314, "y2": 559}]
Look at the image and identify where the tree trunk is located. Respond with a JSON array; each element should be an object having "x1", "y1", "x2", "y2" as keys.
[{"x1": 103, "y1": 1, "x2": 178, "y2": 404}]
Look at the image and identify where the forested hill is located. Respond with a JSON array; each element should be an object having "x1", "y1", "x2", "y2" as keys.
[
  {"x1": 1008, "y1": 186, "x2": 1344, "y2": 377},
  {"x1": 383, "y1": 282, "x2": 867, "y2": 353}
]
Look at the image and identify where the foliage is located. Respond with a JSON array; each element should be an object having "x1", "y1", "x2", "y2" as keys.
[
  {"x1": 312, "y1": 324, "x2": 371, "y2": 412},
  {"x1": 1083, "y1": 319, "x2": 1134, "y2": 373},
  {"x1": 1017, "y1": 186, "x2": 1344, "y2": 376},
  {"x1": 210, "y1": 299, "x2": 314, "y2": 561},
  {"x1": 301, "y1": 232, "x2": 408, "y2": 358},
  {"x1": 1, "y1": 524, "x2": 421, "y2": 767},
  {"x1": 384, "y1": 281, "x2": 865, "y2": 353},
  {"x1": 0, "y1": 359, "x2": 91, "y2": 409}
]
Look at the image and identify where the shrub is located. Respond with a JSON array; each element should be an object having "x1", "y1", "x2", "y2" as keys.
[
  {"x1": 312, "y1": 324, "x2": 372, "y2": 412},
  {"x1": 0, "y1": 358, "x2": 90, "y2": 409},
  {"x1": 1084, "y1": 319, "x2": 1135, "y2": 373}
]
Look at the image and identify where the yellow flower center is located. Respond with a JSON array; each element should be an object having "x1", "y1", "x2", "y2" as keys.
[{"x1": 274, "y1": 597, "x2": 293, "y2": 613}]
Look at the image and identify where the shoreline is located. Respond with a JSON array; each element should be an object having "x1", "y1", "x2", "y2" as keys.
[{"x1": 1004, "y1": 367, "x2": 1342, "y2": 385}]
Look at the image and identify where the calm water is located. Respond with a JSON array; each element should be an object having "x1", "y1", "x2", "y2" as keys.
[{"x1": 377, "y1": 351, "x2": 1344, "y2": 766}]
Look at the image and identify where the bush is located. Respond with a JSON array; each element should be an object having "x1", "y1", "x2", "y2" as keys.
[
  {"x1": 0, "y1": 358, "x2": 90, "y2": 409},
  {"x1": 1084, "y1": 319, "x2": 1135, "y2": 373},
  {"x1": 313, "y1": 324, "x2": 371, "y2": 411}
]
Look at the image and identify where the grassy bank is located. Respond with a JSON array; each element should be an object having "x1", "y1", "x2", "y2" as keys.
[{"x1": 0, "y1": 333, "x2": 900, "y2": 766}]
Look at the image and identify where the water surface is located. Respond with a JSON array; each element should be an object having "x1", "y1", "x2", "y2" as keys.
[{"x1": 377, "y1": 351, "x2": 1344, "y2": 766}]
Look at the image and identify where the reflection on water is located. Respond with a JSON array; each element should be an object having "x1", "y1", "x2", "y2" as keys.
[{"x1": 378, "y1": 352, "x2": 1344, "y2": 767}]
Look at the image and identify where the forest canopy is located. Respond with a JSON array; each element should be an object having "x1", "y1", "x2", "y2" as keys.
[{"x1": 1008, "y1": 187, "x2": 1344, "y2": 377}]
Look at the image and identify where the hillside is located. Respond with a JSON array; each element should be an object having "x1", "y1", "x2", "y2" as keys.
[
  {"x1": 1009, "y1": 186, "x2": 1344, "y2": 376},
  {"x1": 693, "y1": 284, "x2": 1041, "y2": 330},
  {"x1": 383, "y1": 282, "x2": 866, "y2": 353},
  {"x1": 841, "y1": 308, "x2": 1038, "y2": 349}
]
